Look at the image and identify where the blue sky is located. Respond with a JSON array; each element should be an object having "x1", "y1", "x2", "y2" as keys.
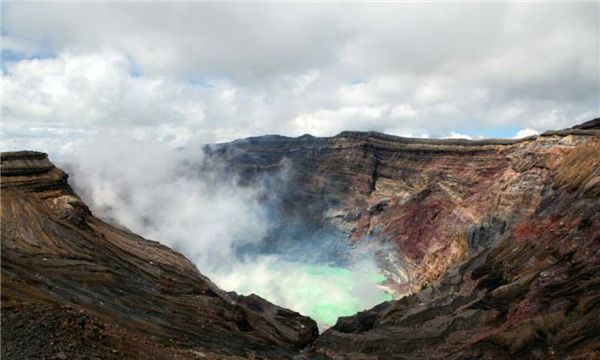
[{"x1": 2, "y1": 2, "x2": 598, "y2": 156}]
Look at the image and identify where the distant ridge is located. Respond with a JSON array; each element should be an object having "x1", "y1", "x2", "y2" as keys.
[{"x1": 572, "y1": 117, "x2": 600, "y2": 130}]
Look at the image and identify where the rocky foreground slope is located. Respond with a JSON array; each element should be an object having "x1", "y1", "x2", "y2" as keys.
[
  {"x1": 1, "y1": 151, "x2": 318, "y2": 359},
  {"x1": 2, "y1": 119, "x2": 599, "y2": 359}
]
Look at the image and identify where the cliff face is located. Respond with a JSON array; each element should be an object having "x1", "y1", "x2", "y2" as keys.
[
  {"x1": 311, "y1": 137, "x2": 600, "y2": 359},
  {"x1": 207, "y1": 123, "x2": 600, "y2": 359},
  {"x1": 208, "y1": 125, "x2": 599, "y2": 295},
  {"x1": 1, "y1": 151, "x2": 318, "y2": 360}
]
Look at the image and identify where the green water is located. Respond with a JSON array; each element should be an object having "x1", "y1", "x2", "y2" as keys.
[
  {"x1": 215, "y1": 259, "x2": 393, "y2": 330},
  {"x1": 292, "y1": 263, "x2": 391, "y2": 326}
]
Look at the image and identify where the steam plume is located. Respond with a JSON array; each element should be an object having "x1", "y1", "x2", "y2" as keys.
[{"x1": 63, "y1": 132, "x2": 391, "y2": 331}]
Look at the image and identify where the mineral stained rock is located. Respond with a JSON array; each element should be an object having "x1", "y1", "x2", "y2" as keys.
[
  {"x1": 2, "y1": 120, "x2": 599, "y2": 360},
  {"x1": 208, "y1": 121, "x2": 600, "y2": 359}
]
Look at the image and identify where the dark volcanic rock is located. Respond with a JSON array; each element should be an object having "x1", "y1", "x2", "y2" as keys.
[
  {"x1": 208, "y1": 122, "x2": 600, "y2": 359},
  {"x1": 208, "y1": 124, "x2": 600, "y2": 295},
  {"x1": 311, "y1": 179, "x2": 600, "y2": 359},
  {"x1": 572, "y1": 117, "x2": 600, "y2": 130},
  {"x1": 1, "y1": 152, "x2": 318, "y2": 360}
]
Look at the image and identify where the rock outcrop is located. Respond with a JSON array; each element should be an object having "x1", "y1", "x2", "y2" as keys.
[
  {"x1": 310, "y1": 141, "x2": 600, "y2": 359},
  {"x1": 208, "y1": 127, "x2": 599, "y2": 291},
  {"x1": 572, "y1": 117, "x2": 600, "y2": 130},
  {"x1": 1, "y1": 151, "x2": 318, "y2": 360},
  {"x1": 207, "y1": 124, "x2": 600, "y2": 359}
]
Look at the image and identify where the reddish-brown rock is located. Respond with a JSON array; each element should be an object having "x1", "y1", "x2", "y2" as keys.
[{"x1": 209, "y1": 125, "x2": 600, "y2": 359}]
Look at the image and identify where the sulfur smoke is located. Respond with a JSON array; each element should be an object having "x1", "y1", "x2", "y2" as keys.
[{"x1": 63, "y1": 133, "x2": 391, "y2": 331}]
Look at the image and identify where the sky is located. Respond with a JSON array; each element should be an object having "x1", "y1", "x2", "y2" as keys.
[{"x1": 1, "y1": 2, "x2": 599, "y2": 154}]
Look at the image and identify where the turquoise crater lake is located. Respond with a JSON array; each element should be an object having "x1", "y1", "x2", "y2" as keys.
[{"x1": 213, "y1": 258, "x2": 393, "y2": 331}]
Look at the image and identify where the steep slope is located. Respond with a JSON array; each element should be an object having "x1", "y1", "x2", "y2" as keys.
[
  {"x1": 1, "y1": 151, "x2": 318, "y2": 360},
  {"x1": 206, "y1": 122, "x2": 600, "y2": 359},
  {"x1": 311, "y1": 137, "x2": 600, "y2": 359},
  {"x1": 207, "y1": 123, "x2": 600, "y2": 296}
]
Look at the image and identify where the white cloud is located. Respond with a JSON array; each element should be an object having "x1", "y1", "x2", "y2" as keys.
[
  {"x1": 1, "y1": 2, "x2": 598, "y2": 154},
  {"x1": 514, "y1": 128, "x2": 540, "y2": 139},
  {"x1": 445, "y1": 132, "x2": 473, "y2": 140}
]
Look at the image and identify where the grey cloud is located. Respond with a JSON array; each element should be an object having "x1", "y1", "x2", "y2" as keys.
[
  {"x1": 3, "y1": 3, "x2": 348, "y2": 79},
  {"x1": 1, "y1": 2, "x2": 598, "y2": 153}
]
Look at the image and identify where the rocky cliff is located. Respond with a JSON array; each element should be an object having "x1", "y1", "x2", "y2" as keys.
[
  {"x1": 208, "y1": 121, "x2": 599, "y2": 294},
  {"x1": 2, "y1": 119, "x2": 599, "y2": 360},
  {"x1": 1, "y1": 151, "x2": 318, "y2": 359},
  {"x1": 310, "y1": 134, "x2": 600, "y2": 359},
  {"x1": 207, "y1": 120, "x2": 600, "y2": 359}
]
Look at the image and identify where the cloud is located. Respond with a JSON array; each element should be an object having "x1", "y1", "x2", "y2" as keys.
[
  {"x1": 514, "y1": 128, "x2": 540, "y2": 139},
  {"x1": 2, "y1": 3, "x2": 347, "y2": 79},
  {"x1": 2, "y1": 51, "x2": 253, "y2": 153},
  {"x1": 1, "y1": 2, "x2": 598, "y2": 153},
  {"x1": 445, "y1": 132, "x2": 473, "y2": 140}
]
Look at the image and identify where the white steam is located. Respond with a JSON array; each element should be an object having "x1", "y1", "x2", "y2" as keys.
[
  {"x1": 66, "y1": 133, "x2": 270, "y2": 269},
  {"x1": 63, "y1": 133, "x2": 391, "y2": 331}
]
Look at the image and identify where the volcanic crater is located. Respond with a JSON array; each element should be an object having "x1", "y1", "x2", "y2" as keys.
[{"x1": 1, "y1": 119, "x2": 599, "y2": 359}]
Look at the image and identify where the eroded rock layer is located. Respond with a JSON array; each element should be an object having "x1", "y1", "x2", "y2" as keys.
[
  {"x1": 208, "y1": 122, "x2": 600, "y2": 359},
  {"x1": 311, "y1": 146, "x2": 600, "y2": 359},
  {"x1": 1, "y1": 151, "x2": 318, "y2": 360},
  {"x1": 209, "y1": 125, "x2": 600, "y2": 293}
]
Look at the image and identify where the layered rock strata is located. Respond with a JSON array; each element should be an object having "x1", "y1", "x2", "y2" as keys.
[
  {"x1": 209, "y1": 121, "x2": 600, "y2": 359},
  {"x1": 207, "y1": 121, "x2": 600, "y2": 298},
  {"x1": 1, "y1": 151, "x2": 318, "y2": 360}
]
